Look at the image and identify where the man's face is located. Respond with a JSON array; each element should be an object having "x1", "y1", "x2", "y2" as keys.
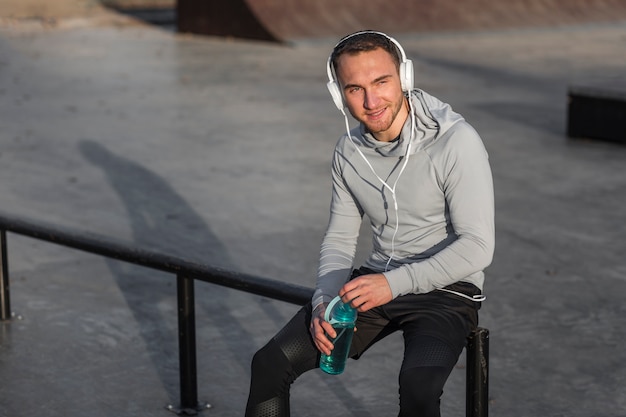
[{"x1": 335, "y1": 48, "x2": 408, "y2": 142}]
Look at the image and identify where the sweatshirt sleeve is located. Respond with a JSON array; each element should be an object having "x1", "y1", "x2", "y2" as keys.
[
  {"x1": 313, "y1": 146, "x2": 363, "y2": 308},
  {"x1": 383, "y1": 123, "x2": 495, "y2": 296}
]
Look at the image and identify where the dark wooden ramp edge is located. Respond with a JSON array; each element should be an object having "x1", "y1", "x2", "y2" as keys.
[{"x1": 176, "y1": 0, "x2": 626, "y2": 42}]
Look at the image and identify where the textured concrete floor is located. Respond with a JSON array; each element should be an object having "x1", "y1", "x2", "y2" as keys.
[{"x1": 1, "y1": 12, "x2": 626, "y2": 417}]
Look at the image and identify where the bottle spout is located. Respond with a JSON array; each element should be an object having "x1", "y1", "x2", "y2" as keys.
[{"x1": 324, "y1": 295, "x2": 357, "y2": 325}]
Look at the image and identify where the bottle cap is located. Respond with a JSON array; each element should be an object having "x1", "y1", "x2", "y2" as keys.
[{"x1": 324, "y1": 295, "x2": 356, "y2": 325}]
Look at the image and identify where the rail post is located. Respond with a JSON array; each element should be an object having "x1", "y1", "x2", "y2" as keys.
[
  {"x1": 466, "y1": 327, "x2": 489, "y2": 417},
  {"x1": 167, "y1": 273, "x2": 209, "y2": 415},
  {"x1": 0, "y1": 229, "x2": 11, "y2": 321}
]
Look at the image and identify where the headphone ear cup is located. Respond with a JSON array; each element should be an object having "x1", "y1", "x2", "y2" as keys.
[
  {"x1": 327, "y1": 80, "x2": 344, "y2": 110},
  {"x1": 399, "y1": 59, "x2": 414, "y2": 92}
]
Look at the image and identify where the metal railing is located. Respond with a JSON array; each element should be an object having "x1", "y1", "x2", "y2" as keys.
[{"x1": 0, "y1": 213, "x2": 488, "y2": 416}]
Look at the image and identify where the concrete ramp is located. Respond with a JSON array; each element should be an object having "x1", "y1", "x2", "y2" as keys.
[{"x1": 177, "y1": 0, "x2": 626, "y2": 42}]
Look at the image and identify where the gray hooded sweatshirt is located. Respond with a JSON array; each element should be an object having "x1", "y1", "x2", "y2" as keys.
[{"x1": 313, "y1": 89, "x2": 495, "y2": 308}]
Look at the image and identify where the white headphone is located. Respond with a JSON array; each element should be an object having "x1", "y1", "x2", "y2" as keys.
[{"x1": 326, "y1": 30, "x2": 414, "y2": 111}]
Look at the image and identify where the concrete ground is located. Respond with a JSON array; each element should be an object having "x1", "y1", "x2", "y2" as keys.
[{"x1": 1, "y1": 5, "x2": 626, "y2": 417}]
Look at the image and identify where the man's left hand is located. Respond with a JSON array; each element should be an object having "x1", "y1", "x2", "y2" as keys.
[{"x1": 338, "y1": 273, "x2": 392, "y2": 312}]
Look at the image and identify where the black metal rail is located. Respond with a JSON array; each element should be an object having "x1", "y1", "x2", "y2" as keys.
[{"x1": 0, "y1": 213, "x2": 488, "y2": 416}]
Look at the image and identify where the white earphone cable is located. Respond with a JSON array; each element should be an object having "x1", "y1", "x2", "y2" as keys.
[{"x1": 343, "y1": 94, "x2": 416, "y2": 272}]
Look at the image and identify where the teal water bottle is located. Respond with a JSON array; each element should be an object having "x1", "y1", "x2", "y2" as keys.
[{"x1": 319, "y1": 296, "x2": 357, "y2": 375}]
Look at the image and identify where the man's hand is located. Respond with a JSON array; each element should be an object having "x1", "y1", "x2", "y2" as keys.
[
  {"x1": 309, "y1": 303, "x2": 336, "y2": 356},
  {"x1": 339, "y1": 273, "x2": 392, "y2": 312}
]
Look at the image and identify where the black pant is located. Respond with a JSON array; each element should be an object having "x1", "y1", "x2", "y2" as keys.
[{"x1": 245, "y1": 273, "x2": 481, "y2": 417}]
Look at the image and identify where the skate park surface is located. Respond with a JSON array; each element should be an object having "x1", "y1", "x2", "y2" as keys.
[{"x1": 1, "y1": 1, "x2": 626, "y2": 416}]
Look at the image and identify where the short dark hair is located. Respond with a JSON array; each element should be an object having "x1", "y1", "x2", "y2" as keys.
[{"x1": 330, "y1": 31, "x2": 401, "y2": 74}]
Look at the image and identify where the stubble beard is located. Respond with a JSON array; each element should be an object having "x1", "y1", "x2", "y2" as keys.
[{"x1": 362, "y1": 95, "x2": 406, "y2": 138}]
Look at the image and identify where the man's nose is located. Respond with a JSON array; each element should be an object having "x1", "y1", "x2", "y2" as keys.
[{"x1": 363, "y1": 90, "x2": 380, "y2": 109}]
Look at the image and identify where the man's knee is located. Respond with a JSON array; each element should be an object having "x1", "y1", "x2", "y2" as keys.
[
  {"x1": 247, "y1": 339, "x2": 295, "y2": 412},
  {"x1": 251, "y1": 339, "x2": 291, "y2": 382}
]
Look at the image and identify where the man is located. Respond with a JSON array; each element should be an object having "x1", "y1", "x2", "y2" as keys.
[{"x1": 245, "y1": 31, "x2": 494, "y2": 417}]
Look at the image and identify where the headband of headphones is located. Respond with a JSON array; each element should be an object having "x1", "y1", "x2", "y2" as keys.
[{"x1": 326, "y1": 30, "x2": 414, "y2": 111}]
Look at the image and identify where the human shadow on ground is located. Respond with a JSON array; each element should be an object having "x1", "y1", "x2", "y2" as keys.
[
  {"x1": 79, "y1": 140, "x2": 253, "y2": 404},
  {"x1": 79, "y1": 139, "x2": 374, "y2": 416}
]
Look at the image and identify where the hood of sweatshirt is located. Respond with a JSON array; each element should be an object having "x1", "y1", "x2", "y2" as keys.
[{"x1": 353, "y1": 89, "x2": 465, "y2": 157}]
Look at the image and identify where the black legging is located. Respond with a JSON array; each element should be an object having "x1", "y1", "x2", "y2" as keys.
[{"x1": 245, "y1": 282, "x2": 479, "y2": 417}]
